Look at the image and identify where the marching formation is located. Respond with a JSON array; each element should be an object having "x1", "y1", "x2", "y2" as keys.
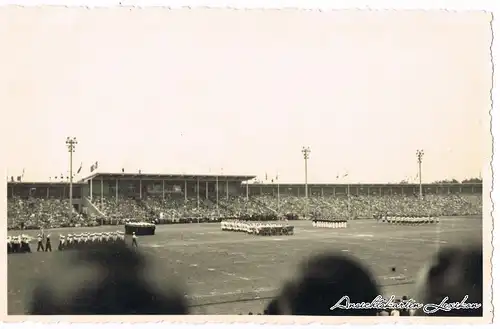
[
  {"x1": 378, "y1": 215, "x2": 440, "y2": 225},
  {"x1": 312, "y1": 220, "x2": 348, "y2": 228},
  {"x1": 124, "y1": 222, "x2": 156, "y2": 236},
  {"x1": 57, "y1": 231, "x2": 126, "y2": 250},
  {"x1": 220, "y1": 220, "x2": 294, "y2": 236},
  {"x1": 7, "y1": 235, "x2": 34, "y2": 254},
  {"x1": 7, "y1": 230, "x2": 138, "y2": 254}
]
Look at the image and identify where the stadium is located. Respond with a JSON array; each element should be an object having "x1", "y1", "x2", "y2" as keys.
[{"x1": 7, "y1": 171, "x2": 483, "y2": 315}]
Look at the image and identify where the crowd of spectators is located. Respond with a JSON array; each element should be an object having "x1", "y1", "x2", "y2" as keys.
[
  {"x1": 7, "y1": 197, "x2": 94, "y2": 230},
  {"x1": 29, "y1": 244, "x2": 482, "y2": 316},
  {"x1": 99, "y1": 197, "x2": 149, "y2": 223},
  {"x1": 7, "y1": 193, "x2": 482, "y2": 230}
]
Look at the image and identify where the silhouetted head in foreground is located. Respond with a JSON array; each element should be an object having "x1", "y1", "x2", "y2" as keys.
[
  {"x1": 414, "y1": 245, "x2": 483, "y2": 317},
  {"x1": 275, "y1": 252, "x2": 381, "y2": 316},
  {"x1": 29, "y1": 245, "x2": 189, "y2": 315}
]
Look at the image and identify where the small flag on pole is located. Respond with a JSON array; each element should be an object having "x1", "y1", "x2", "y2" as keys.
[{"x1": 77, "y1": 162, "x2": 83, "y2": 174}]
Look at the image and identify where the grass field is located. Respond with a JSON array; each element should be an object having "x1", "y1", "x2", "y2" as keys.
[{"x1": 7, "y1": 216, "x2": 482, "y2": 315}]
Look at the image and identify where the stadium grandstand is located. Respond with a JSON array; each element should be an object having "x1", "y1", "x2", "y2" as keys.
[{"x1": 7, "y1": 171, "x2": 482, "y2": 230}]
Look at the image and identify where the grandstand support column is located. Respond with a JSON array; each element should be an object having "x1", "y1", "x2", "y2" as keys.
[
  {"x1": 347, "y1": 184, "x2": 351, "y2": 216},
  {"x1": 66, "y1": 137, "x2": 77, "y2": 222},
  {"x1": 139, "y1": 179, "x2": 142, "y2": 200},
  {"x1": 301, "y1": 146, "x2": 311, "y2": 198},
  {"x1": 277, "y1": 179, "x2": 281, "y2": 214},
  {"x1": 197, "y1": 178, "x2": 200, "y2": 208},
  {"x1": 47, "y1": 186, "x2": 49, "y2": 198},
  {"x1": 216, "y1": 176, "x2": 219, "y2": 216},
  {"x1": 333, "y1": 186, "x2": 336, "y2": 197},
  {"x1": 321, "y1": 187, "x2": 324, "y2": 197},
  {"x1": 90, "y1": 179, "x2": 93, "y2": 201},
  {"x1": 416, "y1": 149, "x2": 424, "y2": 199},
  {"x1": 115, "y1": 179, "x2": 118, "y2": 202},
  {"x1": 184, "y1": 180, "x2": 187, "y2": 202},
  {"x1": 101, "y1": 177, "x2": 104, "y2": 207},
  {"x1": 205, "y1": 181, "x2": 208, "y2": 199},
  {"x1": 226, "y1": 180, "x2": 229, "y2": 201},
  {"x1": 100, "y1": 177, "x2": 103, "y2": 207},
  {"x1": 246, "y1": 181, "x2": 249, "y2": 200},
  {"x1": 162, "y1": 180, "x2": 165, "y2": 200}
]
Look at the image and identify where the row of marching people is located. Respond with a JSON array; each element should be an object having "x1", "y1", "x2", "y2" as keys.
[
  {"x1": 7, "y1": 235, "x2": 34, "y2": 253},
  {"x1": 8, "y1": 232, "x2": 53, "y2": 253},
  {"x1": 58, "y1": 231, "x2": 127, "y2": 250},
  {"x1": 378, "y1": 215, "x2": 440, "y2": 225},
  {"x1": 7, "y1": 231, "x2": 134, "y2": 254},
  {"x1": 220, "y1": 220, "x2": 294, "y2": 236},
  {"x1": 312, "y1": 220, "x2": 347, "y2": 229}
]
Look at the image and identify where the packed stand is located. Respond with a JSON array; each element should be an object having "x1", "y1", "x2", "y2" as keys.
[
  {"x1": 144, "y1": 196, "x2": 220, "y2": 223},
  {"x1": 368, "y1": 194, "x2": 482, "y2": 218},
  {"x1": 8, "y1": 193, "x2": 482, "y2": 231},
  {"x1": 7, "y1": 197, "x2": 94, "y2": 230},
  {"x1": 99, "y1": 197, "x2": 150, "y2": 224},
  {"x1": 254, "y1": 194, "x2": 481, "y2": 220},
  {"x1": 217, "y1": 196, "x2": 270, "y2": 217}
]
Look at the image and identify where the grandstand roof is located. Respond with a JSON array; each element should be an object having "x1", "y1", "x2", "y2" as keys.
[
  {"x1": 251, "y1": 182, "x2": 481, "y2": 187},
  {"x1": 80, "y1": 172, "x2": 256, "y2": 183},
  {"x1": 7, "y1": 181, "x2": 86, "y2": 186}
]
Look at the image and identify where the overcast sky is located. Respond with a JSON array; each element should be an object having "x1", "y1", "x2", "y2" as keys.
[{"x1": 0, "y1": 8, "x2": 492, "y2": 184}]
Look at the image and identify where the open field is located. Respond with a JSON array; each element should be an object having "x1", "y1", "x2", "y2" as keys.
[{"x1": 7, "y1": 216, "x2": 482, "y2": 314}]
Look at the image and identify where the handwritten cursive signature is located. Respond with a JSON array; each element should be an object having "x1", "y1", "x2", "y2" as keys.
[
  {"x1": 330, "y1": 295, "x2": 423, "y2": 311},
  {"x1": 330, "y1": 295, "x2": 481, "y2": 314},
  {"x1": 422, "y1": 295, "x2": 482, "y2": 314}
]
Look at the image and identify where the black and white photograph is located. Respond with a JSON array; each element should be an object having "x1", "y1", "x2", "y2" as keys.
[{"x1": 0, "y1": 4, "x2": 493, "y2": 322}]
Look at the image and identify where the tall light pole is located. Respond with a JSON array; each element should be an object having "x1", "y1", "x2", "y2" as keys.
[
  {"x1": 302, "y1": 146, "x2": 311, "y2": 198},
  {"x1": 66, "y1": 137, "x2": 78, "y2": 222},
  {"x1": 416, "y1": 149, "x2": 424, "y2": 199}
]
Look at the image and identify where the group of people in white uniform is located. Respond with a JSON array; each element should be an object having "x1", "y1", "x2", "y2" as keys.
[
  {"x1": 220, "y1": 220, "x2": 294, "y2": 236},
  {"x1": 378, "y1": 215, "x2": 440, "y2": 225},
  {"x1": 312, "y1": 220, "x2": 348, "y2": 229}
]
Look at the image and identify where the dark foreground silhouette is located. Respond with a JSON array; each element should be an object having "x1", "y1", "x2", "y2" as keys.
[{"x1": 28, "y1": 244, "x2": 483, "y2": 316}]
